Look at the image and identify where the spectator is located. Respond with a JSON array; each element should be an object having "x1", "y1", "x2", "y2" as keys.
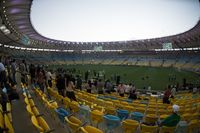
[
  {"x1": 129, "y1": 84, "x2": 137, "y2": 100},
  {"x1": 105, "y1": 79, "x2": 113, "y2": 94},
  {"x1": 159, "y1": 104, "x2": 181, "y2": 127},
  {"x1": 163, "y1": 87, "x2": 171, "y2": 104},
  {"x1": 171, "y1": 85, "x2": 176, "y2": 98},
  {"x1": 56, "y1": 74, "x2": 65, "y2": 96},
  {"x1": 97, "y1": 79, "x2": 104, "y2": 94},
  {"x1": 19, "y1": 60, "x2": 27, "y2": 85},
  {"x1": 87, "y1": 80, "x2": 92, "y2": 93},
  {"x1": 117, "y1": 83, "x2": 125, "y2": 97},
  {"x1": 11, "y1": 59, "x2": 17, "y2": 84},
  {"x1": 36, "y1": 68, "x2": 46, "y2": 92},
  {"x1": 124, "y1": 84, "x2": 130, "y2": 94},
  {"x1": 0, "y1": 57, "x2": 6, "y2": 87},
  {"x1": 66, "y1": 81, "x2": 76, "y2": 101},
  {"x1": 46, "y1": 70, "x2": 52, "y2": 88},
  {"x1": 29, "y1": 64, "x2": 36, "y2": 84},
  {"x1": 76, "y1": 75, "x2": 82, "y2": 90},
  {"x1": 0, "y1": 80, "x2": 9, "y2": 111}
]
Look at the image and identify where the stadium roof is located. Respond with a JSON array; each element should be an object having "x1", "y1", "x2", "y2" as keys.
[{"x1": 0, "y1": 0, "x2": 200, "y2": 51}]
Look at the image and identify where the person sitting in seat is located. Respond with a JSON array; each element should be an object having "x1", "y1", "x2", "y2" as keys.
[{"x1": 159, "y1": 104, "x2": 181, "y2": 127}]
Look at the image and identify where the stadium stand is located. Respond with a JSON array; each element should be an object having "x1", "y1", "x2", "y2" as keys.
[{"x1": 0, "y1": 0, "x2": 200, "y2": 132}]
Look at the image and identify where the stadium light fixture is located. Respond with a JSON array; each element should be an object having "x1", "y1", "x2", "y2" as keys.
[{"x1": 0, "y1": 25, "x2": 11, "y2": 35}]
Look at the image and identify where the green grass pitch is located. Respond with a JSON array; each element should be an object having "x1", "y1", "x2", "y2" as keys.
[{"x1": 50, "y1": 64, "x2": 200, "y2": 91}]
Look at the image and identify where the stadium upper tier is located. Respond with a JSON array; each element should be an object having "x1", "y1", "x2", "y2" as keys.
[{"x1": 0, "y1": 0, "x2": 200, "y2": 51}]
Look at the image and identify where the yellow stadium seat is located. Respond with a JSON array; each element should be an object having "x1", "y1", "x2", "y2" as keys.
[
  {"x1": 122, "y1": 119, "x2": 139, "y2": 133},
  {"x1": 145, "y1": 114, "x2": 158, "y2": 124},
  {"x1": 6, "y1": 102, "x2": 12, "y2": 122},
  {"x1": 69, "y1": 101, "x2": 80, "y2": 113},
  {"x1": 135, "y1": 107, "x2": 146, "y2": 114},
  {"x1": 141, "y1": 124, "x2": 158, "y2": 133},
  {"x1": 188, "y1": 119, "x2": 200, "y2": 133},
  {"x1": 31, "y1": 115, "x2": 44, "y2": 132},
  {"x1": 93, "y1": 105, "x2": 104, "y2": 112},
  {"x1": 4, "y1": 114, "x2": 14, "y2": 133},
  {"x1": 104, "y1": 101, "x2": 114, "y2": 107},
  {"x1": 104, "y1": 107, "x2": 116, "y2": 115},
  {"x1": 123, "y1": 106, "x2": 135, "y2": 113},
  {"x1": 31, "y1": 115, "x2": 54, "y2": 133},
  {"x1": 63, "y1": 97, "x2": 71, "y2": 108},
  {"x1": 32, "y1": 106, "x2": 40, "y2": 116},
  {"x1": 80, "y1": 125, "x2": 103, "y2": 133},
  {"x1": 0, "y1": 111, "x2": 4, "y2": 131},
  {"x1": 146, "y1": 108, "x2": 157, "y2": 115},
  {"x1": 90, "y1": 110, "x2": 103, "y2": 127},
  {"x1": 159, "y1": 114, "x2": 168, "y2": 121},
  {"x1": 26, "y1": 105, "x2": 34, "y2": 116},
  {"x1": 159, "y1": 126, "x2": 176, "y2": 133},
  {"x1": 65, "y1": 116, "x2": 82, "y2": 132},
  {"x1": 182, "y1": 113, "x2": 192, "y2": 122}
]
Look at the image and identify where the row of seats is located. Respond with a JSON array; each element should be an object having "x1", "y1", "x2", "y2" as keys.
[
  {"x1": 0, "y1": 102, "x2": 14, "y2": 133},
  {"x1": 76, "y1": 90, "x2": 200, "y2": 122},
  {"x1": 34, "y1": 86, "x2": 104, "y2": 133},
  {"x1": 45, "y1": 87, "x2": 200, "y2": 133},
  {"x1": 21, "y1": 84, "x2": 54, "y2": 133}
]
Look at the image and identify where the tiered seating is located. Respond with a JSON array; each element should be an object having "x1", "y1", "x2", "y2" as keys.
[
  {"x1": 21, "y1": 84, "x2": 54, "y2": 133},
  {"x1": 35, "y1": 87, "x2": 104, "y2": 133},
  {"x1": 136, "y1": 59, "x2": 149, "y2": 66},
  {"x1": 162, "y1": 60, "x2": 176, "y2": 67},
  {"x1": 150, "y1": 59, "x2": 162, "y2": 67},
  {"x1": 31, "y1": 82, "x2": 200, "y2": 133},
  {"x1": 0, "y1": 103, "x2": 14, "y2": 133}
]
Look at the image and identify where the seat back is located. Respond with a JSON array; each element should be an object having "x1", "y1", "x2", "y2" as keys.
[
  {"x1": 141, "y1": 124, "x2": 158, "y2": 133},
  {"x1": 188, "y1": 120, "x2": 200, "y2": 133},
  {"x1": 32, "y1": 106, "x2": 40, "y2": 116},
  {"x1": 69, "y1": 101, "x2": 79, "y2": 113},
  {"x1": 4, "y1": 114, "x2": 14, "y2": 133},
  {"x1": 104, "y1": 107, "x2": 116, "y2": 115},
  {"x1": 55, "y1": 108, "x2": 69, "y2": 123},
  {"x1": 0, "y1": 111, "x2": 4, "y2": 129},
  {"x1": 160, "y1": 126, "x2": 176, "y2": 133},
  {"x1": 80, "y1": 125, "x2": 103, "y2": 133},
  {"x1": 65, "y1": 116, "x2": 82, "y2": 132},
  {"x1": 6, "y1": 103, "x2": 12, "y2": 122},
  {"x1": 37, "y1": 116, "x2": 51, "y2": 132},
  {"x1": 90, "y1": 110, "x2": 103, "y2": 124},
  {"x1": 116, "y1": 109, "x2": 129, "y2": 120},
  {"x1": 26, "y1": 105, "x2": 34, "y2": 116},
  {"x1": 31, "y1": 116, "x2": 44, "y2": 132},
  {"x1": 103, "y1": 115, "x2": 121, "y2": 131},
  {"x1": 145, "y1": 114, "x2": 158, "y2": 124},
  {"x1": 122, "y1": 119, "x2": 139, "y2": 133}
]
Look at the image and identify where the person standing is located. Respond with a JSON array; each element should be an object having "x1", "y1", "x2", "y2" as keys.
[
  {"x1": 129, "y1": 84, "x2": 137, "y2": 100},
  {"x1": 29, "y1": 64, "x2": 36, "y2": 84},
  {"x1": 97, "y1": 79, "x2": 104, "y2": 94},
  {"x1": 46, "y1": 70, "x2": 52, "y2": 88},
  {"x1": 0, "y1": 57, "x2": 6, "y2": 87},
  {"x1": 163, "y1": 87, "x2": 172, "y2": 104},
  {"x1": 66, "y1": 81, "x2": 76, "y2": 101},
  {"x1": 56, "y1": 74, "x2": 65, "y2": 96},
  {"x1": 11, "y1": 59, "x2": 17, "y2": 84},
  {"x1": 171, "y1": 86, "x2": 176, "y2": 98},
  {"x1": 117, "y1": 83, "x2": 125, "y2": 97},
  {"x1": 76, "y1": 75, "x2": 82, "y2": 90},
  {"x1": 36, "y1": 68, "x2": 46, "y2": 92},
  {"x1": 19, "y1": 60, "x2": 27, "y2": 85}
]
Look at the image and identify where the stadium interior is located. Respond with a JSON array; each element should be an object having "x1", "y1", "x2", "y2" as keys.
[{"x1": 0, "y1": 0, "x2": 200, "y2": 133}]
